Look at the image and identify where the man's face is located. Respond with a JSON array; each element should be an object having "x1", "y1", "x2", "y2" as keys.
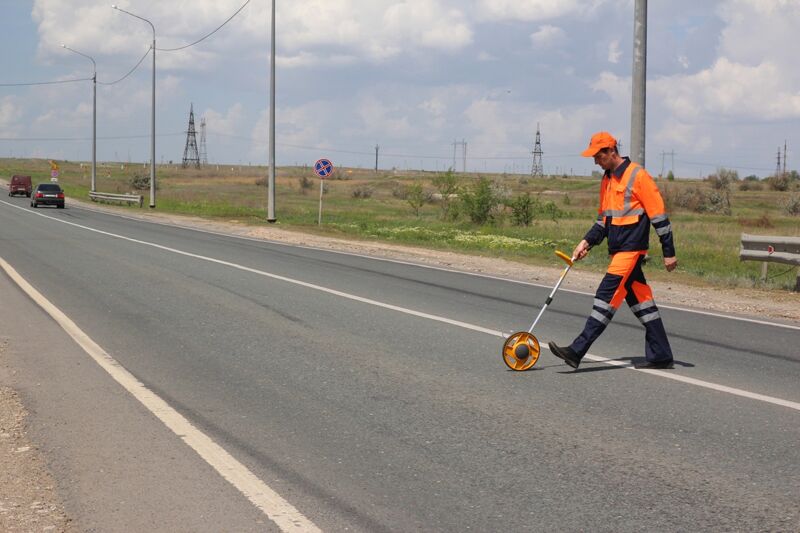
[{"x1": 593, "y1": 148, "x2": 615, "y2": 171}]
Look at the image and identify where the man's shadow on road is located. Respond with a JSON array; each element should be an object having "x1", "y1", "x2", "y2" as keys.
[{"x1": 555, "y1": 357, "x2": 695, "y2": 374}]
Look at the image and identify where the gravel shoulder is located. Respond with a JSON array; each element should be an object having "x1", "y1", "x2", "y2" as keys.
[{"x1": 1, "y1": 196, "x2": 797, "y2": 531}]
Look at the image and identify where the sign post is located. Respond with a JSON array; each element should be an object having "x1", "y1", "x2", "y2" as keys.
[
  {"x1": 49, "y1": 160, "x2": 60, "y2": 182},
  {"x1": 313, "y1": 158, "x2": 334, "y2": 225}
]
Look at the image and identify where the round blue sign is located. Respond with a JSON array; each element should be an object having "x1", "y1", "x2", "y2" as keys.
[{"x1": 314, "y1": 158, "x2": 334, "y2": 178}]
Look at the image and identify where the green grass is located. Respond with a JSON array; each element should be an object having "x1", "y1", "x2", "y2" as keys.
[{"x1": 3, "y1": 158, "x2": 799, "y2": 291}]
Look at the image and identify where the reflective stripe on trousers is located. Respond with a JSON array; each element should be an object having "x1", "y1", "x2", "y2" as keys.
[{"x1": 570, "y1": 251, "x2": 673, "y2": 362}]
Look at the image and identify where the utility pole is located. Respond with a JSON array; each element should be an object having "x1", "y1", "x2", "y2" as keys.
[
  {"x1": 671, "y1": 150, "x2": 675, "y2": 176},
  {"x1": 630, "y1": 0, "x2": 647, "y2": 167},
  {"x1": 452, "y1": 139, "x2": 467, "y2": 172},
  {"x1": 776, "y1": 148, "x2": 782, "y2": 175},
  {"x1": 374, "y1": 144, "x2": 379, "y2": 172},
  {"x1": 660, "y1": 150, "x2": 676, "y2": 176}
]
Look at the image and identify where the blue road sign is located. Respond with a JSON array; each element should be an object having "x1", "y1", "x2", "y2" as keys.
[{"x1": 314, "y1": 158, "x2": 334, "y2": 178}]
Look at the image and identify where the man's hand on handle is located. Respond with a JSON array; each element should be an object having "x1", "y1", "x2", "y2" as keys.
[
  {"x1": 664, "y1": 256, "x2": 678, "y2": 272},
  {"x1": 573, "y1": 240, "x2": 591, "y2": 261}
]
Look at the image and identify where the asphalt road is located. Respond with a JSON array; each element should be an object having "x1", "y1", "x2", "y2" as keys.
[{"x1": 1, "y1": 196, "x2": 798, "y2": 532}]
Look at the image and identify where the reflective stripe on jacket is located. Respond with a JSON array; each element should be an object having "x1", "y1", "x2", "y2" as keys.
[{"x1": 583, "y1": 157, "x2": 675, "y2": 257}]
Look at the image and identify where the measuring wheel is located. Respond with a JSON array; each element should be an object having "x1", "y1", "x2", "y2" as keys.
[{"x1": 501, "y1": 331, "x2": 540, "y2": 371}]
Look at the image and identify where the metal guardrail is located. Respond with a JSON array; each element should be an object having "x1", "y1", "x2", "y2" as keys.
[
  {"x1": 740, "y1": 233, "x2": 800, "y2": 290},
  {"x1": 89, "y1": 191, "x2": 143, "y2": 208}
]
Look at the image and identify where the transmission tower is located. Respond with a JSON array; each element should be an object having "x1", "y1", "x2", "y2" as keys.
[
  {"x1": 199, "y1": 117, "x2": 208, "y2": 166},
  {"x1": 182, "y1": 103, "x2": 200, "y2": 168},
  {"x1": 776, "y1": 147, "x2": 782, "y2": 176},
  {"x1": 530, "y1": 123, "x2": 543, "y2": 178}
]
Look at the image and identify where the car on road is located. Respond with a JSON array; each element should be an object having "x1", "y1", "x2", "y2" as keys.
[
  {"x1": 8, "y1": 175, "x2": 32, "y2": 197},
  {"x1": 30, "y1": 183, "x2": 65, "y2": 208}
]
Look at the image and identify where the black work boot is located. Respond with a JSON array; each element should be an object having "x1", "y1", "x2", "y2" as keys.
[{"x1": 548, "y1": 342, "x2": 581, "y2": 369}]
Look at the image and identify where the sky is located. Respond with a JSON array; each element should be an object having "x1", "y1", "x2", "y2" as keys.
[{"x1": 0, "y1": 0, "x2": 798, "y2": 178}]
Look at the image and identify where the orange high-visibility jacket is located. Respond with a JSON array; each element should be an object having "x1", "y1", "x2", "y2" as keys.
[{"x1": 583, "y1": 158, "x2": 675, "y2": 257}]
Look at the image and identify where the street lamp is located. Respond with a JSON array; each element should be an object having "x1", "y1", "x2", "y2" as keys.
[
  {"x1": 267, "y1": 0, "x2": 276, "y2": 222},
  {"x1": 112, "y1": 4, "x2": 156, "y2": 208},
  {"x1": 61, "y1": 44, "x2": 96, "y2": 193}
]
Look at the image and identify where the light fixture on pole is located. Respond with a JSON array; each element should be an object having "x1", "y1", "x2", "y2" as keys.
[
  {"x1": 112, "y1": 4, "x2": 157, "y2": 208},
  {"x1": 267, "y1": 0, "x2": 276, "y2": 222},
  {"x1": 61, "y1": 44, "x2": 97, "y2": 193}
]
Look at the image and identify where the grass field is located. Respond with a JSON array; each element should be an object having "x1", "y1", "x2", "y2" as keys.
[{"x1": 3, "y1": 157, "x2": 799, "y2": 291}]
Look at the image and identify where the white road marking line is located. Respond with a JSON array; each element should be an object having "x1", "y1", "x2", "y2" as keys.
[
  {"x1": 61, "y1": 200, "x2": 800, "y2": 332},
  {"x1": 0, "y1": 257, "x2": 321, "y2": 533},
  {"x1": 5, "y1": 203, "x2": 800, "y2": 417},
  {"x1": 581, "y1": 354, "x2": 800, "y2": 411}
]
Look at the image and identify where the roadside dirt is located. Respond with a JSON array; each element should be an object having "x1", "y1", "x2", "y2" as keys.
[
  {"x1": 1, "y1": 196, "x2": 797, "y2": 531},
  {"x1": 0, "y1": 343, "x2": 72, "y2": 532}
]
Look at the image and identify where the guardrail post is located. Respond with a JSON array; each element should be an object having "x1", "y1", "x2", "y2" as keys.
[{"x1": 740, "y1": 233, "x2": 800, "y2": 291}]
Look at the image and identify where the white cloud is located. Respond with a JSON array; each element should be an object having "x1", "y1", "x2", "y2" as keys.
[
  {"x1": 33, "y1": 0, "x2": 475, "y2": 71},
  {"x1": 0, "y1": 97, "x2": 23, "y2": 134},
  {"x1": 530, "y1": 25, "x2": 566, "y2": 48},
  {"x1": 203, "y1": 103, "x2": 245, "y2": 138},
  {"x1": 607, "y1": 39, "x2": 621, "y2": 64},
  {"x1": 652, "y1": 58, "x2": 800, "y2": 121},
  {"x1": 475, "y1": 0, "x2": 586, "y2": 22}
]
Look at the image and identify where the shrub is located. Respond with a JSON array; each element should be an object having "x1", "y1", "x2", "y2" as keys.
[
  {"x1": 664, "y1": 185, "x2": 730, "y2": 215},
  {"x1": 509, "y1": 193, "x2": 534, "y2": 226},
  {"x1": 768, "y1": 173, "x2": 790, "y2": 191},
  {"x1": 667, "y1": 170, "x2": 675, "y2": 181},
  {"x1": 459, "y1": 177, "x2": 498, "y2": 224},
  {"x1": 706, "y1": 168, "x2": 737, "y2": 190},
  {"x1": 432, "y1": 170, "x2": 459, "y2": 220},
  {"x1": 702, "y1": 189, "x2": 731, "y2": 215},
  {"x1": 738, "y1": 180, "x2": 763, "y2": 191},
  {"x1": 351, "y1": 186, "x2": 373, "y2": 199},
  {"x1": 541, "y1": 200, "x2": 565, "y2": 220},
  {"x1": 129, "y1": 173, "x2": 154, "y2": 190},
  {"x1": 298, "y1": 175, "x2": 313, "y2": 194},
  {"x1": 783, "y1": 193, "x2": 800, "y2": 216},
  {"x1": 406, "y1": 182, "x2": 427, "y2": 216}
]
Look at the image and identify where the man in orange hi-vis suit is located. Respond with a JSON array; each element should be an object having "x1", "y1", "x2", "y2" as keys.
[{"x1": 549, "y1": 132, "x2": 678, "y2": 370}]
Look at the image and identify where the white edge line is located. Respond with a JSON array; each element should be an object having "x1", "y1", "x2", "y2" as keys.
[
  {"x1": 6, "y1": 200, "x2": 800, "y2": 412},
  {"x1": 61, "y1": 199, "x2": 800, "y2": 332},
  {"x1": 0, "y1": 256, "x2": 320, "y2": 533}
]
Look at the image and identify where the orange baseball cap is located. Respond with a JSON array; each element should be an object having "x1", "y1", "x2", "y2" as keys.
[{"x1": 581, "y1": 131, "x2": 617, "y2": 157}]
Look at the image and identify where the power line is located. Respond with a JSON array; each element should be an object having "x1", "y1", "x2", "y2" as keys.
[
  {"x1": 98, "y1": 48, "x2": 151, "y2": 85},
  {"x1": 0, "y1": 77, "x2": 92, "y2": 87},
  {"x1": 157, "y1": 0, "x2": 251, "y2": 52},
  {"x1": 0, "y1": 132, "x2": 184, "y2": 142}
]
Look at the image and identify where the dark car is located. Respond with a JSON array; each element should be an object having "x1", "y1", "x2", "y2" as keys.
[
  {"x1": 9, "y1": 175, "x2": 33, "y2": 197},
  {"x1": 31, "y1": 183, "x2": 65, "y2": 208}
]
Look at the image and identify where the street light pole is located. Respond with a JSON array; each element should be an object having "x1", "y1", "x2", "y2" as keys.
[
  {"x1": 61, "y1": 44, "x2": 97, "y2": 192},
  {"x1": 267, "y1": 0, "x2": 276, "y2": 222},
  {"x1": 112, "y1": 4, "x2": 156, "y2": 208},
  {"x1": 62, "y1": 44, "x2": 96, "y2": 193},
  {"x1": 630, "y1": 0, "x2": 647, "y2": 167}
]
